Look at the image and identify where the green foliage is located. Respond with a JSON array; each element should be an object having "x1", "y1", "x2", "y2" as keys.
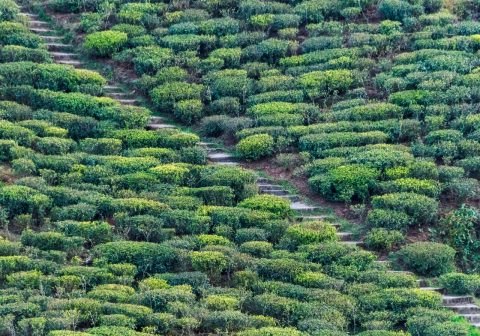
[
  {"x1": 299, "y1": 69, "x2": 355, "y2": 103},
  {"x1": 364, "y1": 229, "x2": 405, "y2": 252},
  {"x1": 190, "y1": 251, "x2": 228, "y2": 279},
  {"x1": 237, "y1": 134, "x2": 274, "y2": 161},
  {"x1": 371, "y1": 192, "x2": 439, "y2": 225},
  {"x1": 394, "y1": 242, "x2": 456, "y2": 276},
  {"x1": 309, "y1": 165, "x2": 379, "y2": 203},
  {"x1": 439, "y1": 205, "x2": 480, "y2": 273},
  {"x1": 239, "y1": 194, "x2": 291, "y2": 218},
  {"x1": 439, "y1": 272, "x2": 480, "y2": 295},
  {"x1": 94, "y1": 241, "x2": 177, "y2": 275},
  {"x1": 84, "y1": 30, "x2": 128, "y2": 57},
  {"x1": 283, "y1": 221, "x2": 337, "y2": 248}
]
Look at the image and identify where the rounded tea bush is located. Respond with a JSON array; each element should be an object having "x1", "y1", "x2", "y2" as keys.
[
  {"x1": 239, "y1": 194, "x2": 291, "y2": 218},
  {"x1": 84, "y1": 30, "x2": 128, "y2": 57},
  {"x1": 236, "y1": 134, "x2": 274, "y2": 161},
  {"x1": 394, "y1": 242, "x2": 456, "y2": 276}
]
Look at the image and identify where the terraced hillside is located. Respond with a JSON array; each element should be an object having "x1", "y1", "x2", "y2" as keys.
[{"x1": 0, "y1": 0, "x2": 480, "y2": 335}]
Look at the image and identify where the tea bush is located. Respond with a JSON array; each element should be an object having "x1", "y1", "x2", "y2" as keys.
[
  {"x1": 84, "y1": 30, "x2": 128, "y2": 57},
  {"x1": 394, "y1": 242, "x2": 456, "y2": 276}
]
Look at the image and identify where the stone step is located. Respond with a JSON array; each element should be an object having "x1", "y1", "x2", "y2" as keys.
[
  {"x1": 296, "y1": 215, "x2": 330, "y2": 221},
  {"x1": 107, "y1": 92, "x2": 134, "y2": 98},
  {"x1": 57, "y1": 59, "x2": 84, "y2": 67},
  {"x1": 337, "y1": 232, "x2": 353, "y2": 241},
  {"x1": 207, "y1": 152, "x2": 237, "y2": 163},
  {"x1": 104, "y1": 85, "x2": 121, "y2": 91},
  {"x1": 46, "y1": 43, "x2": 73, "y2": 51},
  {"x1": 291, "y1": 202, "x2": 319, "y2": 212},
  {"x1": 42, "y1": 36, "x2": 63, "y2": 42},
  {"x1": 116, "y1": 99, "x2": 138, "y2": 105},
  {"x1": 462, "y1": 314, "x2": 480, "y2": 323},
  {"x1": 149, "y1": 116, "x2": 164, "y2": 124},
  {"x1": 256, "y1": 177, "x2": 269, "y2": 184},
  {"x1": 216, "y1": 161, "x2": 240, "y2": 166},
  {"x1": 29, "y1": 20, "x2": 49, "y2": 27},
  {"x1": 21, "y1": 12, "x2": 38, "y2": 18},
  {"x1": 257, "y1": 183, "x2": 282, "y2": 188},
  {"x1": 260, "y1": 189, "x2": 287, "y2": 196},
  {"x1": 375, "y1": 260, "x2": 390, "y2": 266},
  {"x1": 443, "y1": 295, "x2": 474, "y2": 306},
  {"x1": 198, "y1": 142, "x2": 217, "y2": 147},
  {"x1": 30, "y1": 27, "x2": 54, "y2": 33},
  {"x1": 386, "y1": 270, "x2": 414, "y2": 276},
  {"x1": 419, "y1": 287, "x2": 444, "y2": 293},
  {"x1": 50, "y1": 52, "x2": 79, "y2": 60},
  {"x1": 448, "y1": 304, "x2": 480, "y2": 314},
  {"x1": 146, "y1": 124, "x2": 176, "y2": 130},
  {"x1": 341, "y1": 240, "x2": 364, "y2": 246}
]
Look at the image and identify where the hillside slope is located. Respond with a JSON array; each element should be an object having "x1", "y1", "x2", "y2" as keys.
[{"x1": 0, "y1": 0, "x2": 479, "y2": 335}]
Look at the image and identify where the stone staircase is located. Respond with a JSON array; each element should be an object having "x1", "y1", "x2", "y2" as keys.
[
  {"x1": 421, "y1": 290, "x2": 480, "y2": 326},
  {"x1": 21, "y1": 9, "x2": 169, "y2": 129}
]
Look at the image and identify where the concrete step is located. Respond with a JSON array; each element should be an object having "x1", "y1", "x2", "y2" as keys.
[
  {"x1": 30, "y1": 27, "x2": 54, "y2": 33},
  {"x1": 107, "y1": 92, "x2": 134, "y2": 98},
  {"x1": 296, "y1": 215, "x2": 330, "y2": 221},
  {"x1": 257, "y1": 183, "x2": 282, "y2": 188},
  {"x1": 448, "y1": 304, "x2": 480, "y2": 314},
  {"x1": 21, "y1": 12, "x2": 38, "y2": 18},
  {"x1": 463, "y1": 314, "x2": 480, "y2": 323},
  {"x1": 419, "y1": 287, "x2": 444, "y2": 293},
  {"x1": 341, "y1": 240, "x2": 364, "y2": 247},
  {"x1": 260, "y1": 189, "x2": 287, "y2": 196},
  {"x1": 41, "y1": 36, "x2": 63, "y2": 42},
  {"x1": 29, "y1": 20, "x2": 49, "y2": 28},
  {"x1": 50, "y1": 52, "x2": 79, "y2": 60},
  {"x1": 104, "y1": 85, "x2": 121, "y2": 91},
  {"x1": 198, "y1": 142, "x2": 217, "y2": 147},
  {"x1": 443, "y1": 295, "x2": 474, "y2": 306},
  {"x1": 207, "y1": 152, "x2": 237, "y2": 163},
  {"x1": 337, "y1": 232, "x2": 353, "y2": 241},
  {"x1": 46, "y1": 43, "x2": 73, "y2": 51},
  {"x1": 386, "y1": 270, "x2": 414, "y2": 276},
  {"x1": 146, "y1": 124, "x2": 176, "y2": 130},
  {"x1": 149, "y1": 116, "x2": 164, "y2": 124},
  {"x1": 57, "y1": 59, "x2": 84, "y2": 67},
  {"x1": 216, "y1": 161, "x2": 240, "y2": 166},
  {"x1": 116, "y1": 99, "x2": 138, "y2": 105},
  {"x1": 291, "y1": 201, "x2": 319, "y2": 212},
  {"x1": 256, "y1": 177, "x2": 269, "y2": 184}
]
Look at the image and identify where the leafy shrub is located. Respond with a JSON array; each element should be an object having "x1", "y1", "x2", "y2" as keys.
[
  {"x1": 93, "y1": 241, "x2": 177, "y2": 275},
  {"x1": 438, "y1": 272, "x2": 480, "y2": 295},
  {"x1": 84, "y1": 30, "x2": 128, "y2": 57},
  {"x1": 309, "y1": 165, "x2": 379, "y2": 203},
  {"x1": 239, "y1": 195, "x2": 291, "y2": 218},
  {"x1": 394, "y1": 242, "x2": 456, "y2": 276},
  {"x1": 237, "y1": 134, "x2": 274, "y2": 161},
  {"x1": 299, "y1": 69, "x2": 355, "y2": 103},
  {"x1": 366, "y1": 209, "x2": 412, "y2": 231},
  {"x1": 371, "y1": 192, "x2": 438, "y2": 225},
  {"x1": 364, "y1": 229, "x2": 405, "y2": 252},
  {"x1": 190, "y1": 251, "x2": 228, "y2": 279},
  {"x1": 283, "y1": 221, "x2": 337, "y2": 248},
  {"x1": 0, "y1": 0, "x2": 19, "y2": 20},
  {"x1": 173, "y1": 99, "x2": 204, "y2": 125}
]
